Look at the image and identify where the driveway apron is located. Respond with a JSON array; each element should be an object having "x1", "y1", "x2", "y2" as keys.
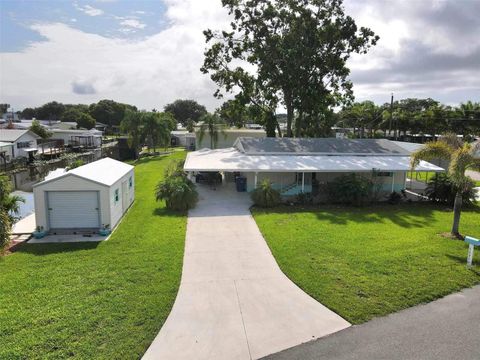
[{"x1": 143, "y1": 184, "x2": 350, "y2": 360}]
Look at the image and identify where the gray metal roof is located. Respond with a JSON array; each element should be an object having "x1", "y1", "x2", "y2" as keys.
[
  {"x1": 234, "y1": 137, "x2": 411, "y2": 156},
  {"x1": 0, "y1": 129, "x2": 39, "y2": 142}
]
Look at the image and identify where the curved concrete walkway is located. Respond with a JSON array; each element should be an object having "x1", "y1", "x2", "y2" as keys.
[{"x1": 143, "y1": 184, "x2": 350, "y2": 360}]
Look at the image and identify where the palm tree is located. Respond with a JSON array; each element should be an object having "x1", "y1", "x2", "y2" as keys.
[
  {"x1": 411, "y1": 134, "x2": 480, "y2": 238},
  {"x1": 197, "y1": 113, "x2": 226, "y2": 149},
  {"x1": 0, "y1": 176, "x2": 24, "y2": 220},
  {"x1": 120, "y1": 109, "x2": 144, "y2": 159}
]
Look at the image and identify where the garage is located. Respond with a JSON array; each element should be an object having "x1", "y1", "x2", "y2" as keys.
[
  {"x1": 34, "y1": 157, "x2": 135, "y2": 233},
  {"x1": 47, "y1": 191, "x2": 100, "y2": 229}
]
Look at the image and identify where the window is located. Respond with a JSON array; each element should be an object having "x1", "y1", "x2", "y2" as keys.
[
  {"x1": 17, "y1": 141, "x2": 31, "y2": 149},
  {"x1": 129, "y1": 176, "x2": 133, "y2": 188},
  {"x1": 114, "y1": 189, "x2": 119, "y2": 203},
  {"x1": 374, "y1": 172, "x2": 393, "y2": 177}
]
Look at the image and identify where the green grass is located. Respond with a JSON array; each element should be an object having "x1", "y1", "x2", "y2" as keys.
[
  {"x1": 252, "y1": 203, "x2": 480, "y2": 324},
  {"x1": 410, "y1": 171, "x2": 480, "y2": 186},
  {"x1": 0, "y1": 152, "x2": 187, "y2": 359}
]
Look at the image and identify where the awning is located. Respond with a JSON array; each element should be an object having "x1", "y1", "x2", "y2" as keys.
[{"x1": 184, "y1": 148, "x2": 444, "y2": 173}]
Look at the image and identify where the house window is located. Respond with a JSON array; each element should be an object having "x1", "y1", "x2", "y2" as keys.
[
  {"x1": 17, "y1": 141, "x2": 31, "y2": 149},
  {"x1": 114, "y1": 189, "x2": 119, "y2": 203},
  {"x1": 129, "y1": 176, "x2": 133, "y2": 188}
]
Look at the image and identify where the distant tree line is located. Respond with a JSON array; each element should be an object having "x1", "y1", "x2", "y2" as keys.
[{"x1": 337, "y1": 99, "x2": 480, "y2": 140}]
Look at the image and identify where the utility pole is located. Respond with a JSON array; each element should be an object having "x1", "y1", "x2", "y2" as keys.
[{"x1": 389, "y1": 93, "x2": 393, "y2": 139}]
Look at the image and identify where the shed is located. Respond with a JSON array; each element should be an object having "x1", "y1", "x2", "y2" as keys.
[{"x1": 33, "y1": 157, "x2": 135, "y2": 233}]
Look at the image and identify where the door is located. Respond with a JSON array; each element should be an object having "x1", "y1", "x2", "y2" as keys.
[{"x1": 47, "y1": 191, "x2": 100, "y2": 229}]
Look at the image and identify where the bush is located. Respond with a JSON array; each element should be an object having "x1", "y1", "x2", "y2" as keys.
[
  {"x1": 251, "y1": 179, "x2": 281, "y2": 208},
  {"x1": 326, "y1": 173, "x2": 373, "y2": 206},
  {"x1": 296, "y1": 191, "x2": 313, "y2": 205},
  {"x1": 0, "y1": 210, "x2": 11, "y2": 253},
  {"x1": 155, "y1": 160, "x2": 198, "y2": 211},
  {"x1": 425, "y1": 173, "x2": 476, "y2": 205},
  {"x1": 66, "y1": 159, "x2": 85, "y2": 170},
  {"x1": 387, "y1": 191, "x2": 402, "y2": 205}
]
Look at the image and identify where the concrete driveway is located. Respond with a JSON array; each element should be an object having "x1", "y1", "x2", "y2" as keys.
[{"x1": 143, "y1": 183, "x2": 350, "y2": 360}]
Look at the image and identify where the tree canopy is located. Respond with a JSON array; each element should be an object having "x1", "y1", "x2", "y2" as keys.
[
  {"x1": 202, "y1": 0, "x2": 379, "y2": 137},
  {"x1": 29, "y1": 120, "x2": 52, "y2": 139},
  {"x1": 164, "y1": 99, "x2": 207, "y2": 126}
]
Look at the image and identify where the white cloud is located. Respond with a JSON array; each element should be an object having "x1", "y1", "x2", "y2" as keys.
[
  {"x1": 120, "y1": 19, "x2": 146, "y2": 30},
  {"x1": 1, "y1": 0, "x2": 478, "y2": 112},
  {"x1": 74, "y1": 4, "x2": 104, "y2": 17},
  {"x1": 0, "y1": 1, "x2": 230, "y2": 111}
]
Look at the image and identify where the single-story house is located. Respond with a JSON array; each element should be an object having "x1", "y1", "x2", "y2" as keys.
[
  {"x1": 171, "y1": 130, "x2": 196, "y2": 149},
  {"x1": 33, "y1": 158, "x2": 134, "y2": 233},
  {"x1": 49, "y1": 129, "x2": 102, "y2": 148},
  {"x1": 195, "y1": 129, "x2": 266, "y2": 149},
  {"x1": 0, "y1": 129, "x2": 40, "y2": 160},
  {"x1": 184, "y1": 137, "x2": 444, "y2": 196}
]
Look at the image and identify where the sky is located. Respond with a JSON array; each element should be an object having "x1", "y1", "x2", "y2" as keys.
[{"x1": 0, "y1": 0, "x2": 479, "y2": 112}]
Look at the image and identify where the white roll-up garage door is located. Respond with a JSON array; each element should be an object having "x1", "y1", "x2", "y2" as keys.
[{"x1": 47, "y1": 191, "x2": 100, "y2": 229}]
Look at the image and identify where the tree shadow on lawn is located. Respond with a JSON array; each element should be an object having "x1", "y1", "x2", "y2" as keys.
[
  {"x1": 133, "y1": 154, "x2": 174, "y2": 167},
  {"x1": 257, "y1": 203, "x2": 457, "y2": 229},
  {"x1": 152, "y1": 207, "x2": 187, "y2": 217},
  {"x1": 13, "y1": 241, "x2": 100, "y2": 256}
]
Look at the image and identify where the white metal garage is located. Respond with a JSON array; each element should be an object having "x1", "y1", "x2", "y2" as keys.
[{"x1": 34, "y1": 157, "x2": 135, "y2": 233}]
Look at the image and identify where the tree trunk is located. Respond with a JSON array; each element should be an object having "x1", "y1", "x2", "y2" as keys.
[
  {"x1": 284, "y1": 90, "x2": 294, "y2": 137},
  {"x1": 295, "y1": 110, "x2": 303, "y2": 138},
  {"x1": 451, "y1": 191, "x2": 463, "y2": 238}
]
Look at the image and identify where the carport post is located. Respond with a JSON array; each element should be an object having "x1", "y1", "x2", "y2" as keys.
[
  {"x1": 391, "y1": 172, "x2": 395, "y2": 192},
  {"x1": 254, "y1": 172, "x2": 258, "y2": 189},
  {"x1": 302, "y1": 172, "x2": 305, "y2": 192}
]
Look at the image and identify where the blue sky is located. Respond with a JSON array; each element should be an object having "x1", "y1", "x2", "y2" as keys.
[
  {"x1": 1, "y1": 0, "x2": 167, "y2": 52},
  {"x1": 0, "y1": 0, "x2": 479, "y2": 111}
]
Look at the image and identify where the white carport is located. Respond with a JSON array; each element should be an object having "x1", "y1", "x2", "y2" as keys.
[{"x1": 34, "y1": 158, "x2": 135, "y2": 233}]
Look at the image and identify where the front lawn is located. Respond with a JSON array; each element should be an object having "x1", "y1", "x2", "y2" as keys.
[
  {"x1": 0, "y1": 152, "x2": 187, "y2": 359},
  {"x1": 253, "y1": 204, "x2": 480, "y2": 324}
]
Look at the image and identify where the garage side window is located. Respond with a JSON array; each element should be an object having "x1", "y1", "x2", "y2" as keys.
[
  {"x1": 114, "y1": 189, "x2": 119, "y2": 203},
  {"x1": 129, "y1": 176, "x2": 133, "y2": 189}
]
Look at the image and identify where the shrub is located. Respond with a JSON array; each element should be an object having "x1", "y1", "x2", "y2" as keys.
[
  {"x1": 251, "y1": 179, "x2": 281, "y2": 208},
  {"x1": 425, "y1": 173, "x2": 476, "y2": 205},
  {"x1": 326, "y1": 173, "x2": 373, "y2": 206},
  {"x1": 66, "y1": 159, "x2": 85, "y2": 170},
  {"x1": 0, "y1": 210, "x2": 11, "y2": 253},
  {"x1": 296, "y1": 191, "x2": 313, "y2": 205},
  {"x1": 155, "y1": 160, "x2": 198, "y2": 211},
  {"x1": 387, "y1": 191, "x2": 402, "y2": 205}
]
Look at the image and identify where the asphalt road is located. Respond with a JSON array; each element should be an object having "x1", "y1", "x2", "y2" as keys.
[{"x1": 263, "y1": 285, "x2": 480, "y2": 360}]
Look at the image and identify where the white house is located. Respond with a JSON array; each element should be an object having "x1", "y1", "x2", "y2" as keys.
[
  {"x1": 184, "y1": 137, "x2": 444, "y2": 196},
  {"x1": 49, "y1": 129, "x2": 102, "y2": 148},
  {"x1": 33, "y1": 158, "x2": 134, "y2": 233},
  {"x1": 195, "y1": 129, "x2": 266, "y2": 149},
  {"x1": 0, "y1": 129, "x2": 40, "y2": 160}
]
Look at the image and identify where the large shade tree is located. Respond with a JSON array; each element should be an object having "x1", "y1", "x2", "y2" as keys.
[
  {"x1": 202, "y1": 0, "x2": 378, "y2": 137},
  {"x1": 164, "y1": 99, "x2": 207, "y2": 127},
  {"x1": 411, "y1": 134, "x2": 480, "y2": 238}
]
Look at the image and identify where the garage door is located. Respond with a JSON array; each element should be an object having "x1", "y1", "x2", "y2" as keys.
[{"x1": 47, "y1": 191, "x2": 100, "y2": 229}]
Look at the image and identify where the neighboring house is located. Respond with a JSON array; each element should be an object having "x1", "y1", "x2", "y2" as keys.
[
  {"x1": 49, "y1": 129, "x2": 102, "y2": 148},
  {"x1": 184, "y1": 137, "x2": 444, "y2": 196},
  {"x1": 0, "y1": 129, "x2": 40, "y2": 160},
  {"x1": 171, "y1": 130, "x2": 196, "y2": 149},
  {"x1": 33, "y1": 158, "x2": 134, "y2": 233},
  {"x1": 0, "y1": 141, "x2": 14, "y2": 167},
  {"x1": 195, "y1": 129, "x2": 266, "y2": 149}
]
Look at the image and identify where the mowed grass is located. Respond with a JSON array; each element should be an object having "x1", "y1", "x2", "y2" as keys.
[
  {"x1": 252, "y1": 203, "x2": 480, "y2": 324},
  {"x1": 410, "y1": 171, "x2": 480, "y2": 186},
  {"x1": 0, "y1": 152, "x2": 187, "y2": 359}
]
